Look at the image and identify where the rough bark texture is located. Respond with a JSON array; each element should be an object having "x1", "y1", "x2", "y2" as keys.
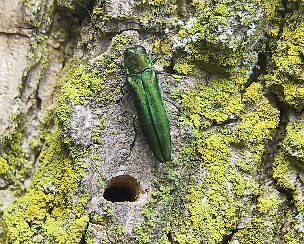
[{"x1": 0, "y1": 0, "x2": 303, "y2": 243}]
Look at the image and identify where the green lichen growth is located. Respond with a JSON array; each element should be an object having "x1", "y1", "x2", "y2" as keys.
[
  {"x1": 58, "y1": 65, "x2": 103, "y2": 104},
  {"x1": 0, "y1": 116, "x2": 32, "y2": 196},
  {"x1": 136, "y1": 76, "x2": 281, "y2": 243},
  {"x1": 233, "y1": 192, "x2": 286, "y2": 243},
  {"x1": 21, "y1": 0, "x2": 56, "y2": 85},
  {"x1": 2, "y1": 33, "x2": 129, "y2": 243},
  {"x1": 83, "y1": 209, "x2": 128, "y2": 243},
  {"x1": 132, "y1": 0, "x2": 281, "y2": 78},
  {"x1": 282, "y1": 119, "x2": 304, "y2": 166},
  {"x1": 273, "y1": 152, "x2": 296, "y2": 190},
  {"x1": 283, "y1": 210, "x2": 304, "y2": 244},
  {"x1": 272, "y1": 117, "x2": 304, "y2": 242},
  {"x1": 153, "y1": 39, "x2": 175, "y2": 72},
  {"x1": 264, "y1": 1, "x2": 304, "y2": 110},
  {"x1": 178, "y1": 77, "x2": 245, "y2": 129},
  {"x1": 134, "y1": 181, "x2": 174, "y2": 244},
  {"x1": 137, "y1": 0, "x2": 179, "y2": 19},
  {"x1": 174, "y1": 136, "x2": 244, "y2": 242},
  {"x1": 273, "y1": 117, "x2": 304, "y2": 189},
  {"x1": 171, "y1": 128, "x2": 261, "y2": 243},
  {"x1": 173, "y1": 61, "x2": 193, "y2": 75},
  {"x1": 0, "y1": 0, "x2": 62, "y2": 200},
  {"x1": 2, "y1": 0, "x2": 303, "y2": 242},
  {"x1": 237, "y1": 83, "x2": 280, "y2": 155},
  {"x1": 170, "y1": 0, "x2": 281, "y2": 75},
  {"x1": 55, "y1": 33, "x2": 127, "y2": 135},
  {"x1": 0, "y1": 158, "x2": 9, "y2": 175},
  {"x1": 92, "y1": 128, "x2": 103, "y2": 144},
  {"x1": 176, "y1": 83, "x2": 279, "y2": 243},
  {"x1": 2, "y1": 130, "x2": 90, "y2": 243},
  {"x1": 168, "y1": 81, "x2": 279, "y2": 242},
  {"x1": 135, "y1": 79, "x2": 280, "y2": 243}
]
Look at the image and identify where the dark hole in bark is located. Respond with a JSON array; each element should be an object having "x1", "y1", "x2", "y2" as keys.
[{"x1": 103, "y1": 175, "x2": 139, "y2": 202}]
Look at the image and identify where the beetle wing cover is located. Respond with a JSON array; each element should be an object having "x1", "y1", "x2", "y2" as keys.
[
  {"x1": 142, "y1": 69, "x2": 172, "y2": 162},
  {"x1": 127, "y1": 74, "x2": 165, "y2": 162}
]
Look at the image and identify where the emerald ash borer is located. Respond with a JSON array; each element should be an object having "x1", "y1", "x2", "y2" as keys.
[{"x1": 124, "y1": 46, "x2": 172, "y2": 162}]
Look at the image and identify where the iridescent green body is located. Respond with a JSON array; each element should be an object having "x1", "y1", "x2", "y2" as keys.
[{"x1": 124, "y1": 46, "x2": 171, "y2": 162}]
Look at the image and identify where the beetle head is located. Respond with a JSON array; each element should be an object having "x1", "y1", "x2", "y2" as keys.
[{"x1": 124, "y1": 46, "x2": 153, "y2": 74}]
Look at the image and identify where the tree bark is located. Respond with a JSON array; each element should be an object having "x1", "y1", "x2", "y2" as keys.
[{"x1": 0, "y1": 0, "x2": 303, "y2": 243}]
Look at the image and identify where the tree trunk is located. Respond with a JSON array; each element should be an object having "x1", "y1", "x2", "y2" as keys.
[{"x1": 0, "y1": 0, "x2": 303, "y2": 243}]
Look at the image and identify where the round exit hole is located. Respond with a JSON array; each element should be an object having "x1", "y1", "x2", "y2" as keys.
[{"x1": 103, "y1": 175, "x2": 140, "y2": 203}]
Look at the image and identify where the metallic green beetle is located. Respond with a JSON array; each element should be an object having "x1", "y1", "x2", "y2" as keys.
[{"x1": 124, "y1": 46, "x2": 171, "y2": 162}]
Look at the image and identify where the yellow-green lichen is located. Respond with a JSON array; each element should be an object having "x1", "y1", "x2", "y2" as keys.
[
  {"x1": 273, "y1": 152, "x2": 296, "y2": 190},
  {"x1": 233, "y1": 192, "x2": 286, "y2": 243},
  {"x1": 55, "y1": 33, "x2": 127, "y2": 132},
  {"x1": 272, "y1": 116, "x2": 304, "y2": 241},
  {"x1": 83, "y1": 209, "x2": 129, "y2": 243},
  {"x1": 153, "y1": 39, "x2": 175, "y2": 71},
  {"x1": 0, "y1": 158, "x2": 9, "y2": 175},
  {"x1": 173, "y1": 60, "x2": 194, "y2": 75},
  {"x1": 134, "y1": 72, "x2": 280, "y2": 242},
  {"x1": 264, "y1": 1, "x2": 304, "y2": 110},
  {"x1": 179, "y1": 77, "x2": 245, "y2": 129},
  {"x1": 3, "y1": 130, "x2": 90, "y2": 243},
  {"x1": 283, "y1": 210, "x2": 304, "y2": 244},
  {"x1": 165, "y1": 81, "x2": 280, "y2": 243},
  {"x1": 171, "y1": 129, "x2": 260, "y2": 243},
  {"x1": 237, "y1": 83, "x2": 280, "y2": 155},
  {"x1": 92, "y1": 128, "x2": 103, "y2": 144},
  {"x1": 137, "y1": 0, "x2": 178, "y2": 18},
  {"x1": 175, "y1": 0, "x2": 281, "y2": 74},
  {"x1": 0, "y1": 116, "x2": 32, "y2": 196},
  {"x1": 282, "y1": 119, "x2": 304, "y2": 165},
  {"x1": 273, "y1": 117, "x2": 304, "y2": 190},
  {"x1": 2, "y1": 33, "x2": 130, "y2": 243},
  {"x1": 134, "y1": 175, "x2": 175, "y2": 243},
  {"x1": 3, "y1": 0, "x2": 303, "y2": 242}
]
